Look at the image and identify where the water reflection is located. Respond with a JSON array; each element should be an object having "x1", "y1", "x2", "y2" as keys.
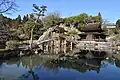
[
  {"x1": 0, "y1": 50, "x2": 120, "y2": 80},
  {"x1": 45, "y1": 58, "x2": 102, "y2": 73}
]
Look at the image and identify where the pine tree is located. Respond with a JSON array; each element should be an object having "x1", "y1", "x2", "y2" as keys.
[
  {"x1": 23, "y1": 15, "x2": 28, "y2": 23},
  {"x1": 16, "y1": 15, "x2": 21, "y2": 23},
  {"x1": 98, "y1": 12, "x2": 102, "y2": 23}
]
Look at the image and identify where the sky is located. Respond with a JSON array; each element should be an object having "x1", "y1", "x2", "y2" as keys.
[{"x1": 6, "y1": 0, "x2": 120, "y2": 23}]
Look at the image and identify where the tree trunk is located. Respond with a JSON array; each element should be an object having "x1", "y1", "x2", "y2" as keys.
[
  {"x1": 29, "y1": 14, "x2": 40, "y2": 49},
  {"x1": 30, "y1": 27, "x2": 34, "y2": 49}
]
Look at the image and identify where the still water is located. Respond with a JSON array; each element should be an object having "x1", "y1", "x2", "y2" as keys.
[{"x1": 0, "y1": 50, "x2": 120, "y2": 80}]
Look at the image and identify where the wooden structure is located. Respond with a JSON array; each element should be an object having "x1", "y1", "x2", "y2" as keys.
[
  {"x1": 79, "y1": 22, "x2": 107, "y2": 42},
  {"x1": 32, "y1": 22, "x2": 111, "y2": 55},
  {"x1": 35, "y1": 23, "x2": 78, "y2": 54}
]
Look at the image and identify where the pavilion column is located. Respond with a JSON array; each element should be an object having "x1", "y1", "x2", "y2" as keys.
[
  {"x1": 64, "y1": 39, "x2": 67, "y2": 53},
  {"x1": 42, "y1": 43, "x2": 44, "y2": 52},
  {"x1": 46, "y1": 42, "x2": 49, "y2": 52},
  {"x1": 70, "y1": 42, "x2": 73, "y2": 51},
  {"x1": 60, "y1": 38, "x2": 62, "y2": 52},
  {"x1": 99, "y1": 36, "x2": 100, "y2": 42},
  {"x1": 50, "y1": 40, "x2": 54, "y2": 54}
]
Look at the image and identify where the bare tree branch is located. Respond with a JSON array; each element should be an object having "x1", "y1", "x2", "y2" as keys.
[{"x1": 0, "y1": 0, "x2": 18, "y2": 14}]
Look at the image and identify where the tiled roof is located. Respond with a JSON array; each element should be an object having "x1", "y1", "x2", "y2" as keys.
[{"x1": 81, "y1": 23, "x2": 103, "y2": 32}]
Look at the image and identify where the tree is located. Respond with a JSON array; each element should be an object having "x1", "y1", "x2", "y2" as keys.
[
  {"x1": 16, "y1": 15, "x2": 21, "y2": 23},
  {"x1": 98, "y1": 12, "x2": 101, "y2": 17},
  {"x1": 0, "y1": 0, "x2": 18, "y2": 14},
  {"x1": 0, "y1": 14, "x2": 12, "y2": 48},
  {"x1": 23, "y1": 15, "x2": 27, "y2": 23},
  {"x1": 29, "y1": 4, "x2": 47, "y2": 49},
  {"x1": 23, "y1": 14, "x2": 29, "y2": 23},
  {"x1": 116, "y1": 19, "x2": 120, "y2": 27},
  {"x1": 92, "y1": 16, "x2": 101, "y2": 23},
  {"x1": 98, "y1": 12, "x2": 102, "y2": 23},
  {"x1": 32, "y1": 4, "x2": 47, "y2": 19},
  {"x1": 23, "y1": 20, "x2": 43, "y2": 40},
  {"x1": 64, "y1": 13, "x2": 89, "y2": 30},
  {"x1": 43, "y1": 12, "x2": 61, "y2": 28}
]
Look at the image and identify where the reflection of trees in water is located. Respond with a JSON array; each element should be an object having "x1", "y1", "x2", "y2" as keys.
[
  {"x1": 1, "y1": 49, "x2": 119, "y2": 80},
  {"x1": 44, "y1": 57, "x2": 103, "y2": 73},
  {"x1": 115, "y1": 58, "x2": 120, "y2": 68},
  {"x1": 17, "y1": 56, "x2": 40, "y2": 80},
  {"x1": 101, "y1": 57, "x2": 115, "y2": 68},
  {"x1": 0, "y1": 55, "x2": 41, "y2": 80},
  {"x1": 13, "y1": 55, "x2": 58, "y2": 80},
  {"x1": 18, "y1": 70, "x2": 40, "y2": 80},
  {"x1": 111, "y1": 54, "x2": 120, "y2": 68}
]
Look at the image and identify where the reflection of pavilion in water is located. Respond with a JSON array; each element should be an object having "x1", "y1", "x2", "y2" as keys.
[
  {"x1": 43, "y1": 57, "x2": 103, "y2": 73},
  {"x1": 3, "y1": 51, "x2": 120, "y2": 80}
]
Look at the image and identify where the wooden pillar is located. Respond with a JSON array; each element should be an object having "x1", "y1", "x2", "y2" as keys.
[
  {"x1": 46, "y1": 42, "x2": 49, "y2": 52},
  {"x1": 42, "y1": 43, "x2": 44, "y2": 52},
  {"x1": 44, "y1": 43, "x2": 46, "y2": 52},
  {"x1": 60, "y1": 38, "x2": 62, "y2": 52},
  {"x1": 52, "y1": 40, "x2": 54, "y2": 54},
  {"x1": 64, "y1": 39, "x2": 66, "y2": 53},
  {"x1": 99, "y1": 36, "x2": 100, "y2": 42},
  {"x1": 48, "y1": 41, "x2": 51, "y2": 53},
  {"x1": 54, "y1": 39, "x2": 57, "y2": 54},
  {"x1": 70, "y1": 42, "x2": 73, "y2": 51}
]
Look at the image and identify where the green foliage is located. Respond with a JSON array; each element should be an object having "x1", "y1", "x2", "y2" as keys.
[
  {"x1": 112, "y1": 28, "x2": 119, "y2": 34},
  {"x1": 23, "y1": 14, "x2": 29, "y2": 23},
  {"x1": 116, "y1": 19, "x2": 120, "y2": 27},
  {"x1": 33, "y1": 4, "x2": 47, "y2": 17},
  {"x1": 0, "y1": 10, "x2": 106, "y2": 44},
  {"x1": 43, "y1": 12, "x2": 61, "y2": 28},
  {"x1": 105, "y1": 28, "x2": 120, "y2": 36},
  {"x1": 98, "y1": 12, "x2": 102, "y2": 23},
  {"x1": 63, "y1": 13, "x2": 102, "y2": 31},
  {"x1": 23, "y1": 21, "x2": 43, "y2": 39},
  {"x1": 77, "y1": 23, "x2": 85, "y2": 31},
  {"x1": 16, "y1": 15, "x2": 21, "y2": 23},
  {"x1": 91, "y1": 16, "x2": 101, "y2": 22},
  {"x1": 67, "y1": 30, "x2": 78, "y2": 35},
  {"x1": 0, "y1": 15, "x2": 11, "y2": 42},
  {"x1": 6, "y1": 40, "x2": 20, "y2": 50},
  {"x1": 64, "y1": 13, "x2": 89, "y2": 24},
  {"x1": 66, "y1": 28, "x2": 80, "y2": 36}
]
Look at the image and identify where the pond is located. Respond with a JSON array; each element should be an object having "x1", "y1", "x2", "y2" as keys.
[{"x1": 0, "y1": 50, "x2": 120, "y2": 80}]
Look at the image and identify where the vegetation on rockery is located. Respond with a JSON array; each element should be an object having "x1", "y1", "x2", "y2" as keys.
[{"x1": 6, "y1": 40, "x2": 20, "y2": 50}]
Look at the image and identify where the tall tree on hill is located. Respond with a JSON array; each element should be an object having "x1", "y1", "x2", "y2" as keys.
[
  {"x1": 11, "y1": 15, "x2": 22, "y2": 29},
  {"x1": 29, "y1": 4, "x2": 47, "y2": 49},
  {"x1": 98, "y1": 12, "x2": 102, "y2": 17},
  {"x1": 16, "y1": 15, "x2": 21, "y2": 23},
  {"x1": 23, "y1": 14, "x2": 29, "y2": 23},
  {"x1": 98, "y1": 12, "x2": 102, "y2": 23},
  {"x1": 23, "y1": 15, "x2": 27, "y2": 23}
]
